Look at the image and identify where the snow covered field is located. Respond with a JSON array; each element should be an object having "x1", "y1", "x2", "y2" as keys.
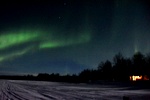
[{"x1": 0, "y1": 80, "x2": 149, "y2": 100}]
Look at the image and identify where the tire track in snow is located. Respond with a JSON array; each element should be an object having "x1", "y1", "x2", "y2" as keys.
[
  {"x1": 0, "y1": 80, "x2": 150, "y2": 100},
  {"x1": 0, "y1": 81, "x2": 27, "y2": 100}
]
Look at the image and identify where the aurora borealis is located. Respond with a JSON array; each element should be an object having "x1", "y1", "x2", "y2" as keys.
[
  {"x1": 0, "y1": 0, "x2": 150, "y2": 75},
  {"x1": 0, "y1": 29, "x2": 91, "y2": 64}
]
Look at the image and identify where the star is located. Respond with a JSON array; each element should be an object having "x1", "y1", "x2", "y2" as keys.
[{"x1": 64, "y1": 2, "x2": 66, "y2": 6}]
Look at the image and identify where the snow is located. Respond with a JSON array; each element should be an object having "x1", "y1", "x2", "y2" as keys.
[{"x1": 0, "y1": 80, "x2": 149, "y2": 100}]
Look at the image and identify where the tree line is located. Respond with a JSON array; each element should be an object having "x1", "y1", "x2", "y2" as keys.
[
  {"x1": 0, "y1": 52, "x2": 150, "y2": 83},
  {"x1": 78, "y1": 52, "x2": 150, "y2": 82}
]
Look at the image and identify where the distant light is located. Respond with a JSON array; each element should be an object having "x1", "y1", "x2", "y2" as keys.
[{"x1": 130, "y1": 75, "x2": 142, "y2": 81}]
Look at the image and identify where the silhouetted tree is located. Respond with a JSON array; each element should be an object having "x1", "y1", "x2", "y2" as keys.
[
  {"x1": 79, "y1": 69, "x2": 93, "y2": 82},
  {"x1": 98, "y1": 60, "x2": 112, "y2": 80},
  {"x1": 132, "y1": 52, "x2": 146, "y2": 75},
  {"x1": 113, "y1": 53, "x2": 131, "y2": 81},
  {"x1": 144, "y1": 53, "x2": 150, "y2": 78}
]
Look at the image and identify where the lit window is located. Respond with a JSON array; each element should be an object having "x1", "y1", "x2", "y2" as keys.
[{"x1": 130, "y1": 75, "x2": 142, "y2": 81}]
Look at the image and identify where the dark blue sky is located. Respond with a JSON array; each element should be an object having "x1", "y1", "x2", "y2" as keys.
[{"x1": 0, "y1": 0, "x2": 150, "y2": 75}]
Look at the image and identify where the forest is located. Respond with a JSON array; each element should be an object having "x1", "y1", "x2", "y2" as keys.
[{"x1": 0, "y1": 52, "x2": 150, "y2": 83}]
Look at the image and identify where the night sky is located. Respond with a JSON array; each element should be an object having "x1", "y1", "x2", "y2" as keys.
[{"x1": 0, "y1": 0, "x2": 150, "y2": 75}]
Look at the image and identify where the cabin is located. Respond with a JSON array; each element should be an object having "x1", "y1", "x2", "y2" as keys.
[{"x1": 130, "y1": 75, "x2": 149, "y2": 81}]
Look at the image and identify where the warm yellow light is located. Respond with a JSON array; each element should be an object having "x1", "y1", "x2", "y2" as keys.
[{"x1": 130, "y1": 75, "x2": 142, "y2": 81}]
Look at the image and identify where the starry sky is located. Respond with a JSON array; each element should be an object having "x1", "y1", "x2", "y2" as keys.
[{"x1": 0, "y1": 0, "x2": 150, "y2": 75}]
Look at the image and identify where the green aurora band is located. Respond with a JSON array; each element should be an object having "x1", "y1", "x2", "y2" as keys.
[
  {"x1": 39, "y1": 31, "x2": 91, "y2": 49},
  {"x1": 0, "y1": 30, "x2": 91, "y2": 62},
  {"x1": 0, "y1": 31, "x2": 40, "y2": 49},
  {"x1": 0, "y1": 46, "x2": 33, "y2": 62}
]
